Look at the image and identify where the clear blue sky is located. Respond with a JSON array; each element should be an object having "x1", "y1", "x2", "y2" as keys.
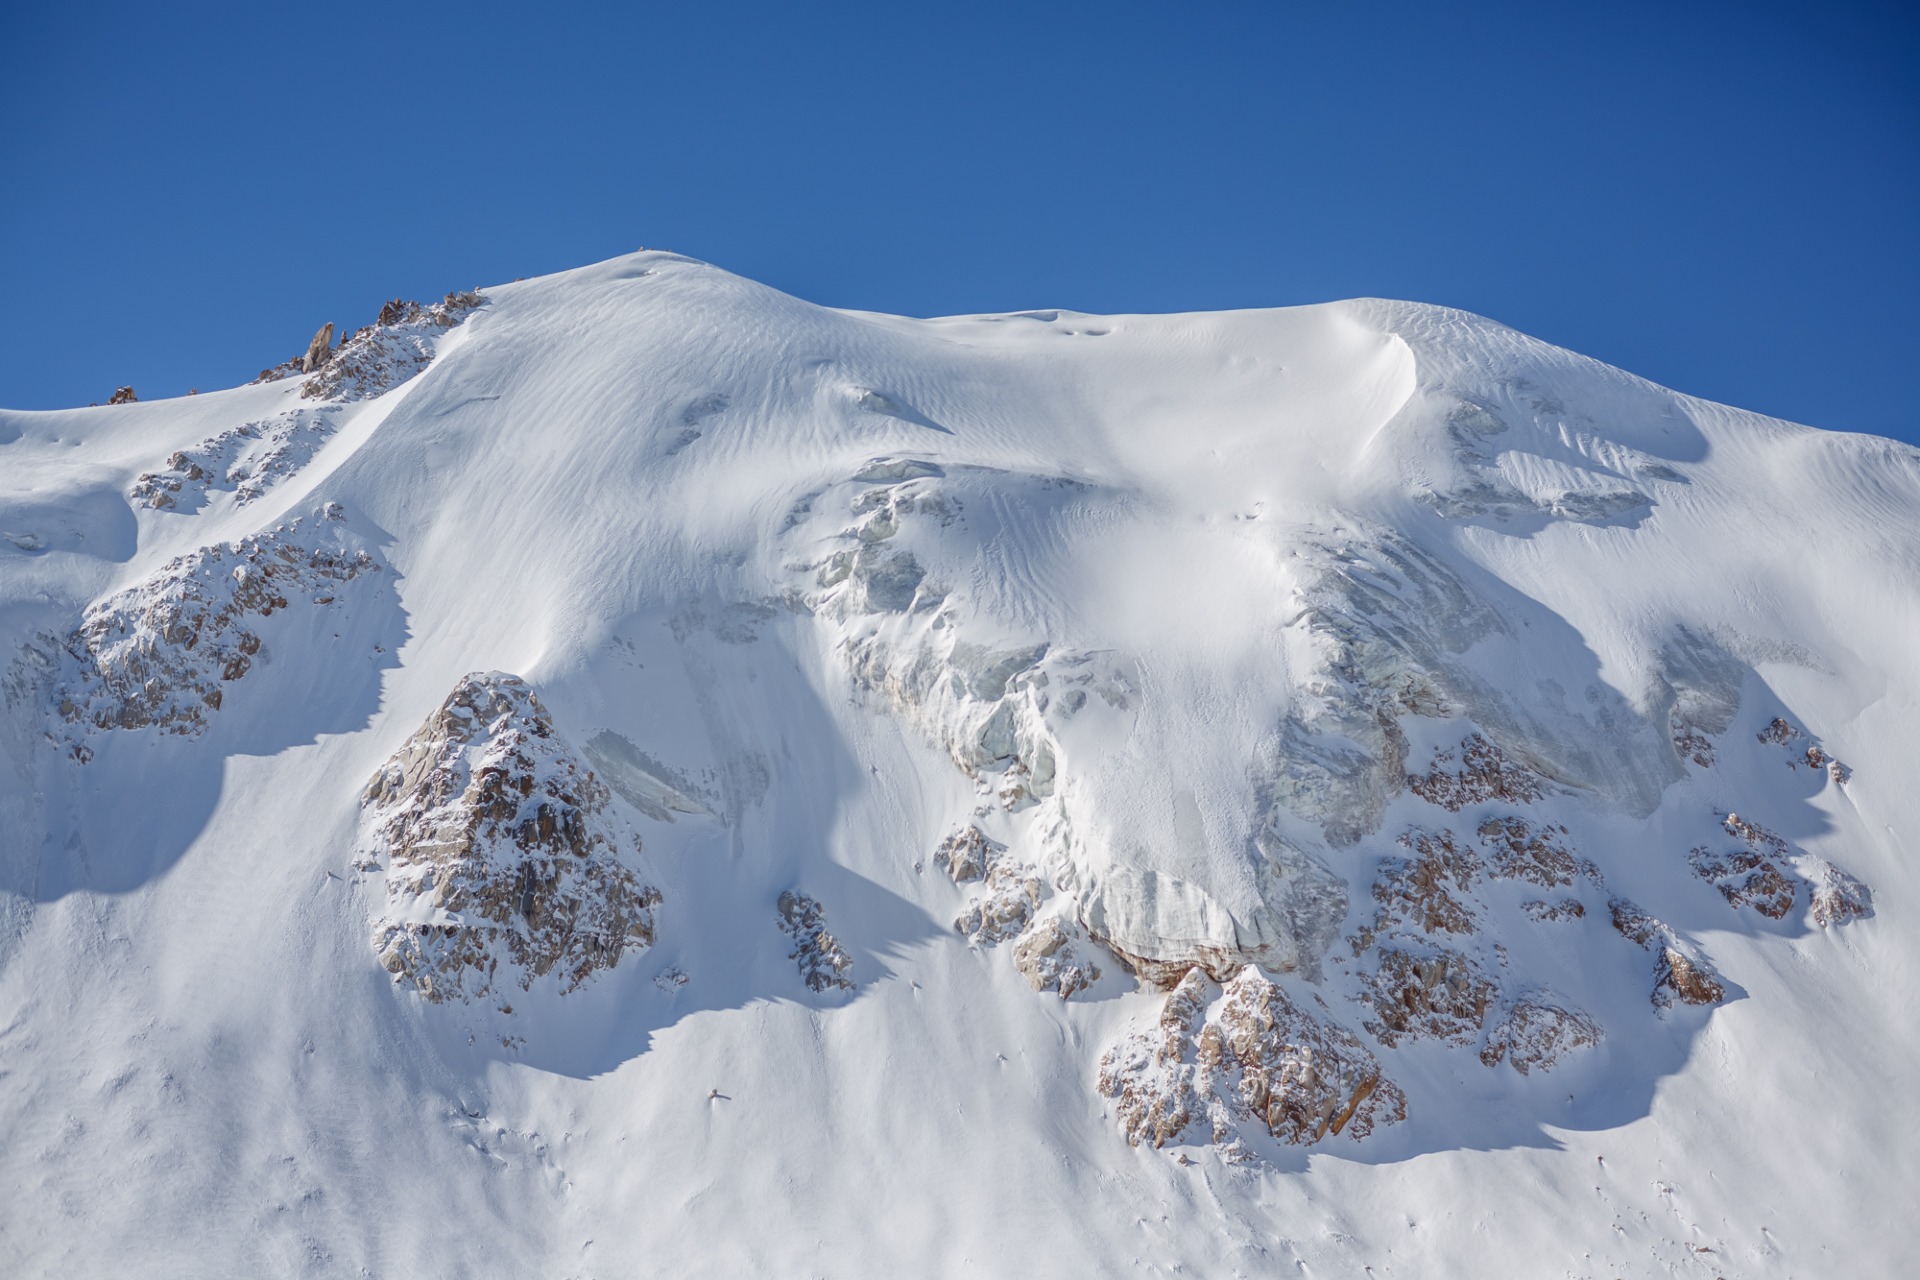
[{"x1": 4, "y1": 1, "x2": 1915, "y2": 442}]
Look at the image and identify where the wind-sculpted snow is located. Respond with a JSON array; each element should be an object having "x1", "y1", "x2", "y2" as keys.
[
  {"x1": 2, "y1": 252, "x2": 1914, "y2": 1275},
  {"x1": 358, "y1": 672, "x2": 660, "y2": 1004}
]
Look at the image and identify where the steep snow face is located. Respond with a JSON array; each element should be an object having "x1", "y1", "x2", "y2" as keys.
[{"x1": 1, "y1": 252, "x2": 1916, "y2": 1276}]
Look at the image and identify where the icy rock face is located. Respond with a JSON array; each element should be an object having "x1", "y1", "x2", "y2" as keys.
[
  {"x1": 1351, "y1": 303, "x2": 1682, "y2": 533},
  {"x1": 777, "y1": 891, "x2": 855, "y2": 992},
  {"x1": 777, "y1": 341, "x2": 1881, "y2": 1171},
  {"x1": 360, "y1": 672, "x2": 660, "y2": 1004},
  {"x1": 1411, "y1": 392, "x2": 1654, "y2": 526},
  {"x1": 1657, "y1": 628, "x2": 1747, "y2": 770},
  {"x1": 1070, "y1": 833, "x2": 1350, "y2": 991},
  {"x1": 1262, "y1": 530, "x2": 1506, "y2": 847},
  {"x1": 52, "y1": 512, "x2": 382, "y2": 755},
  {"x1": 1098, "y1": 966, "x2": 1404, "y2": 1156},
  {"x1": 804, "y1": 465, "x2": 1348, "y2": 985}
]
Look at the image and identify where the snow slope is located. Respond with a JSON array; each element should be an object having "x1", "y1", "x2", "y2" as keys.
[{"x1": 1, "y1": 251, "x2": 1914, "y2": 1277}]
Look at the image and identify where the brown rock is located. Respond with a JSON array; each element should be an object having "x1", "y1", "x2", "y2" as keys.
[
  {"x1": 1655, "y1": 947, "x2": 1724, "y2": 1007},
  {"x1": 1480, "y1": 996, "x2": 1603, "y2": 1074},
  {"x1": 302, "y1": 322, "x2": 335, "y2": 373},
  {"x1": 1408, "y1": 733, "x2": 1545, "y2": 810},
  {"x1": 1361, "y1": 946, "x2": 1495, "y2": 1047},
  {"x1": 363, "y1": 672, "x2": 661, "y2": 1004},
  {"x1": 1097, "y1": 967, "x2": 1405, "y2": 1154},
  {"x1": 1688, "y1": 845, "x2": 1796, "y2": 919},
  {"x1": 1355, "y1": 829, "x2": 1481, "y2": 947},
  {"x1": 1010, "y1": 916, "x2": 1101, "y2": 998},
  {"x1": 777, "y1": 890, "x2": 855, "y2": 992},
  {"x1": 1806, "y1": 861, "x2": 1873, "y2": 927},
  {"x1": 1477, "y1": 815, "x2": 1582, "y2": 888},
  {"x1": 933, "y1": 824, "x2": 993, "y2": 882}
]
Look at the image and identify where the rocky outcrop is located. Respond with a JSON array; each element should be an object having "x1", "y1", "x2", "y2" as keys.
[
  {"x1": 1006, "y1": 916, "x2": 1100, "y2": 998},
  {"x1": 303, "y1": 291, "x2": 483, "y2": 401},
  {"x1": 131, "y1": 409, "x2": 339, "y2": 510},
  {"x1": 938, "y1": 825, "x2": 1026, "y2": 940},
  {"x1": 1477, "y1": 816, "x2": 1591, "y2": 888},
  {"x1": 360, "y1": 672, "x2": 660, "y2": 1004},
  {"x1": 1347, "y1": 821, "x2": 1607, "y2": 1057},
  {"x1": 1688, "y1": 845, "x2": 1796, "y2": 919},
  {"x1": 1609, "y1": 898, "x2": 1724, "y2": 1009},
  {"x1": 107, "y1": 385, "x2": 138, "y2": 405},
  {"x1": 1691, "y1": 810, "x2": 1873, "y2": 927},
  {"x1": 777, "y1": 891, "x2": 855, "y2": 992},
  {"x1": 1756, "y1": 717, "x2": 1850, "y2": 785},
  {"x1": 1361, "y1": 946, "x2": 1497, "y2": 1047},
  {"x1": 1805, "y1": 859, "x2": 1873, "y2": 927},
  {"x1": 1653, "y1": 947, "x2": 1725, "y2": 1008},
  {"x1": 160, "y1": 294, "x2": 481, "y2": 504},
  {"x1": 1607, "y1": 897, "x2": 1666, "y2": 949},
  {"x1": 1720, "y1": 811, "x2": 1787, "y2": 858},
  {"x1": 302, "y1": 322, "x2": 335, "y2": 373},
  {"x1": 52, "y1": 511, "x2": 382, "y2": 756},
  {"x1": 932, "y1": 824, "x2": 994, "y2": 882},
  {"x1": 1408, "y1": 733, "x2": 1547, "y2": 811},
  {"x1": 937, "y1": 824, "x2": 1101, "y2": 997},
  {"x1": 1098, "y1": 967, "x2": 1404, "y2": 1157},
  {"x1": 252, "y1": 291, "x2": 483, "y2": 393},
  {"x1": 1479, "y1": 994, "x2": 1603, "y2": 1074},
  {"x1": 1354, "y1": 829, "x2": 1480, "y2": 949}
]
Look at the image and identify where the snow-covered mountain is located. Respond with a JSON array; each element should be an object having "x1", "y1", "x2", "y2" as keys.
[{"x1": 1, "y1": 252, "x2": 1912, "y2": 1277}]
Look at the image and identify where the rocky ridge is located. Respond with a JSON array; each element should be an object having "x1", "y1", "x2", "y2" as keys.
[
  {"x1": 134, "y1": 292, "x2": 484, "y2": 514},
  {"x1": 47, "y1": 508, "x2": 382, "y2": 757}
]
